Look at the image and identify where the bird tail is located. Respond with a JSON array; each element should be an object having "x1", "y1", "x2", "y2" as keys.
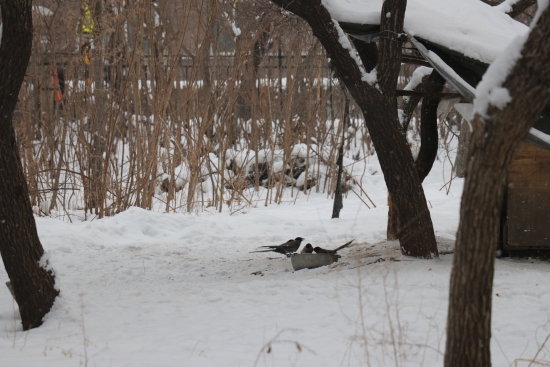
[
  {"x1": 334, "y1": 239, "x2": 354, "y2": 252},
  {"x1": 249, "y1": 249, "x2": 274, "y2": 253}
]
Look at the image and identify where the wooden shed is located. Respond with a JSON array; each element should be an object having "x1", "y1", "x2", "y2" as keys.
[
  {"x1": 337, "y1": 11, "x2": 550, "y2": 253},
  {"x1": 503, "y1": 140, "x2": 550, "y2": 251}
]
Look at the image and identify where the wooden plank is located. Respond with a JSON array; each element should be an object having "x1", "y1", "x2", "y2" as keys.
[{"x1": 506, "y1": 141, "x2": 550, "y2": 249}]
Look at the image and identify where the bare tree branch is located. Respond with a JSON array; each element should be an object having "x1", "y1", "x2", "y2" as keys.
[
  {"x1": 479, "y1": 0, "x2": 537, "y2": 18},
  {"x1": 397, "y1": 90, "x2": 461, "y2": 99},
  {"x1": 508, "y1": 0, "x2": 537, "y2": 18}
]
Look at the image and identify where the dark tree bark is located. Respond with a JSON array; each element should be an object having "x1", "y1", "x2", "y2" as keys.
[
  {"x1": 388, "y1": 70, "x2": 446, "y2": 240},
  {"x1": 415, "y1": 72, "x2": 447, "y2": 179},
  {"x1": 445, "y1": 7, "x2": 550, "y2": 366},
  {"x1": 271, "y1": 0, "x2": 438, "y2": 258},
  {"x1": 0, "y1": 0, "x2": 59, "y2": 330}
]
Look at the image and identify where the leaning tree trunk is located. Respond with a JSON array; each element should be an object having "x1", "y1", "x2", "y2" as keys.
[
  {"x1": 387, "y1": 70, "x2": 446, "y2": 240},
  {"x1": 272, "y1": 0, "x2": 438, "y2": 258},
  {"x1": 0, "y1": 0, "x2": 59, "y2": 330},
  {"x1": 445, "y1": 7, "x2": 550, "y2": 366}
]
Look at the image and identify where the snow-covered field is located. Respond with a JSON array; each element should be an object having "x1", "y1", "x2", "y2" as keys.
[{"x1": 2, "y1": 157, "x2": 550, "y2": 367}]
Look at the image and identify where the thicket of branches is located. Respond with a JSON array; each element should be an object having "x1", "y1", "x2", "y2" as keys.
[{"x1": 14, "y1": 0, "x2": 454, "y2": 219}]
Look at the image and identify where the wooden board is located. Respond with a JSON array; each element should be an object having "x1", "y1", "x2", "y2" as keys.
[{"x1": 506, "y1": 141, "x2": 550, "y2": 249}]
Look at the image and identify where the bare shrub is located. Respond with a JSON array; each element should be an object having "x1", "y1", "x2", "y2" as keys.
[{"x1": 15, "y1": 0, "x2": 381, "y2": 218}]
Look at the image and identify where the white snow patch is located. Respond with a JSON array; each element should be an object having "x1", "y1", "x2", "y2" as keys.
[
  {"x1": 290, "y1": 143, "x2": 309, "y2": 159},
  {"x1": 404, "y1": 66, "x2": 432, "y2": 91},
  {"x1": 272, "y1": 160, "x2": 288, "y2": 173},
  {"x1": 38, "y1": 251, "x2": 53, "y2": 271},
  {"x1": 495, "y1": 0, "x2": 521, "y2": 13},
  {"x1": 1, "y1": 151, "x2": 550, "y2": 366},
  {"x1": 224, "y1": 12, "x2": 241, "y2": 37},
  {"x1": 473, "y1": 34, "x2": 526, "y2": 119},
  {"x1": 39, "y1": 251, "x2": 59, "y2": 291},
  {"x1": 295, "y1": 170, "x2": 315, "y2": 187},
  {"x1": 454, "y1": 103, "x2": 474, "y2": 131}
]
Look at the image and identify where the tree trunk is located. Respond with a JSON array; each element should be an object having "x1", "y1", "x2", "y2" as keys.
[
  {"x1": 388, "y1": 70, "x2": 446, "y2": 240},
  {"x1": 445, "y1": 7, "x2": 550, "y2": 366},
  {"x1": 386, "y1": 195, "x2": 400, "y2": 240},
  {"x1": 0, "y1": 0, "x2": 59, "y2": 330},
  {"x1": 454, "y1": 118, "x2": 472, "y2": 178},
  {"x1": 272, "y1": 0, "x2": 438, "y2": 258}
]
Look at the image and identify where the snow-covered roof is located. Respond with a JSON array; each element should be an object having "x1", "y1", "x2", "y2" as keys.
[
  {"x1": 323, "y1": 0, "x2": 528, "y2": 64},
  {"x1": 324, "y1": 0, "x2": 550, "y2": 151}
]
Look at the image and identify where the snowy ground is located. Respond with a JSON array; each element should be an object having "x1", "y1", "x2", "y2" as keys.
[{"x1": 2, "y1": 157, "x2": 550, "y2": 367}]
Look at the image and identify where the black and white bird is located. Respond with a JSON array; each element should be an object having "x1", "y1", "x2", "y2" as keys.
[
  {"x1": 301, "y1": 243, "x2": 314, "y2": 254},
  {"x1": 313, "y1": 240, "x2": 354, "y2": 254},
  {"x1": 250, "y1": 237, "x2": 305, "y2": 255}
]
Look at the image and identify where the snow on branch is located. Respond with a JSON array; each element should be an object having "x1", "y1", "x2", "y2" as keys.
[
  {"x1": 532, "y1": 0, "x2": 549, "y2": 24},
  {"x1": 473, "y1": 37, "x2": 523, "y2": 119},
  {"x1": 403, "y1": 66, "x2": 432, "y2": 91},
  {"x1": 223, "y1": 12, "x2": 241, "y2": 37},
  {"x1": 495, "y1": 0, "x2": 523, "y2": 13},
  {"x1": 332, "y1": 19, "x2": 378, "y2": 87},
  {"x1": 474, "y1": 0, "x2": 548, "y2": 119},
  {"x1": 496, "y1": 0, "x2": 538, "y2": 18}
]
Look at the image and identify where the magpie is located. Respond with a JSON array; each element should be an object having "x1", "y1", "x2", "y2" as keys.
[
  {"x1": 313, "y1": 240, "x2": 354, "y2": 254},
  {"x1": 250, "y1": 237, "x2": 305, "y2": 255},
  {"x1": 301, "y1": 243, "x2": 314, "y2": 254}
]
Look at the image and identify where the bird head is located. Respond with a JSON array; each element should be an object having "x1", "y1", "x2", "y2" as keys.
[{"x1": 295, "y1": 237, "x2": 305, "y2": 241}]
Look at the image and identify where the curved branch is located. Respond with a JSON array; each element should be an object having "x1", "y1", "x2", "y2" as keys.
[
  {"x1": 415, "y1": 72, "x2": 446, "y2": 181},
  {"x1": 401, "y1": 70, "x2": 447, "y2": 133}
]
